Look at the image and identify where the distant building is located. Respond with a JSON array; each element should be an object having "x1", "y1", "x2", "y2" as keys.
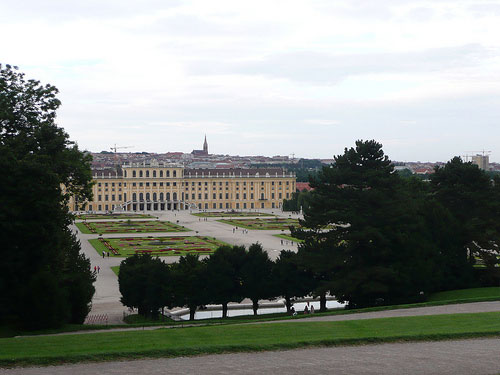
[
  {"x1": 471, "y1": 154, "x2": 489, "y2": 171},
  {"x1": 192, "y1": 135, "x2": 209, "y2": 156},
  {"x1": 69, "y1": 161, "x2": 296, "y2": 212}
]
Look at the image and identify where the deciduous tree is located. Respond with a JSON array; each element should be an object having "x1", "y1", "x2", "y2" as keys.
[{"x1": 0, "y1": 64, "x2": 95, "y2": 329}]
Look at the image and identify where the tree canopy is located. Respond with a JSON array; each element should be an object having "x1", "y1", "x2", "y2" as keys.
[
  {"x1": 294, "y1": 140, "x2": 475, "y2": 308},
  {"x1": 0, "y1": 64, "x2": 95, "y2": 329}
]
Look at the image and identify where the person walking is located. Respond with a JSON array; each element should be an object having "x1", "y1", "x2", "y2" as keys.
[{"x1": 97, "y1": 266, "x2": 100, "y2": 273}]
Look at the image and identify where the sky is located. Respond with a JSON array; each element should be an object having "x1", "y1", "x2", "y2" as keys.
[{"x1": 2, "y1": 0, "x2": 500, "y2": 162}]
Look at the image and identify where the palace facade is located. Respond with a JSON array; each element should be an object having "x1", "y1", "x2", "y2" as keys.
[{"x1": 70, "y1": 160, "x2": 296, "y2": 212}]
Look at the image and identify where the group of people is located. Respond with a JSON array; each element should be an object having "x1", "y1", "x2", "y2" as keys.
[
  {"x1": 280, "y1": 239, "x2": 294, "y2": 246},
  {"x1": 232, "y1": 227, "x2": 249, "y2": 234},
  {"x1": 102, "y1": 250, "x2": 110, "y2": 258},
  {"x1": 290, "y1": 302, "x2": 315, "y2": 316}
]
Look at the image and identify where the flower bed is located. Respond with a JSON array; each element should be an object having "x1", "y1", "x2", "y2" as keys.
[
  {"x1": 191, "y1": 211, "x2": 274, "y2": 217},
  {"x1": 218, "y1": 218, "x2": 300, "y2": 230},
  {"x1": 76, "y1": 220, "x2": 190, "y2": 234},
  {"x1": 89, "y1": 236, "x2": 228, "y2": 257}
]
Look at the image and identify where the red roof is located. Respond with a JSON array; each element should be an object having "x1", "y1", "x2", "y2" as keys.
[{"x1": 296, "y1": 182, "x2": 313, "y2": 191}]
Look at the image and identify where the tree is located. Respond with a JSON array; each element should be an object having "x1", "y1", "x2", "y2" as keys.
[
  {"x1": 430, "y1": 157, "x2": 500, "y2": 284},
  {"x1": 119, "y1": 254, "x2": 173, "y2": 319},
  {"x1": 294, "y1": 140, "x2": 444, "y2": 309},
  {"x1": 273, "y1": 250, "x2": 313, "y2": 313},
  {"x1": 0, "y1": 64, "x2": 95, "y2": 329},
  {"x1": 171, "y1": 254, "x2": 208, "y2": 321},
  {"x1": 205, "y1": 245, "x2": 246, "y2": 318},
  {"x1": 241, "y1": 243, "x2": 275, "y2": 315}
]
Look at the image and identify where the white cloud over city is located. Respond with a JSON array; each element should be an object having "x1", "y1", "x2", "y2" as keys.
[{"x1": 1, "y1": 0, "x2": 500, "y2": 161}]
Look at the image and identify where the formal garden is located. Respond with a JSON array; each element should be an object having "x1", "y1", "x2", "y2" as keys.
[
  {"x1": 76, "y1": 213, "x2": 155, "y2": 220},
  {"x1": 191, "y1": 211, "x2": 274, "y2": 217},
  {"x1": 76, "y1": 220, "x2": 190, "y2": 234},
  {"x1": 89, "y1": 236, "x2": 228, "y2": 257},
  {"x1": 218, "y1": 217, "x2": 300, "y2": 230}
]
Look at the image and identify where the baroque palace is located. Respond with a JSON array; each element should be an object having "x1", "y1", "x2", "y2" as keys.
[{"x1": 70, "y1": 161, "x2": 296, "y2": 212}]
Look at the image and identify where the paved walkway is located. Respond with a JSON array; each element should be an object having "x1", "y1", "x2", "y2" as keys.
[
  {"x1": 270, "y1": 301, "x2": 500, "y2": 323},
  {"x1": 3, "y1": 338, "x2": 500, "y2": 374}
]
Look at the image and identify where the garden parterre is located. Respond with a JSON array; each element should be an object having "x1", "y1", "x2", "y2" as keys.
[
  {"x1": 76, "y1": 213, "x2": 155, "y2": 220},
  {"x1": 218, "y1": 217, "x2": 300, "y2": 230},
  {"x1": 89, "y1": 236, "x2": 228, "y2": 257},
  {"x1": 76, "y1": 220, "x2": 190, "y2": 234},
  {"x1": 191, "y1": 211, "x2": 275, "y2": 217}
]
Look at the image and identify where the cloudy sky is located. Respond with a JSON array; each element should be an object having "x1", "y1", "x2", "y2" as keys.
[{"x1": 2, "y1": 0, "x2": 500, "y2": 161}]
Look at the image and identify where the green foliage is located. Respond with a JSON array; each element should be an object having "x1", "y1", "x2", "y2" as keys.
[
  {"x1": 430, "y1": 157, "x2": 500, "y2": 282},
  {"x1": 282, "y1": 190, "x2": 312, "y2": 212},
  {"x1": 0, "y1": 64, "x2": 95, "y2": 329},
  {"x1": 241, "y1": 243, "x2": 275, "y2": 315},
  {"x1": 119, "y1": 254, "x2": 172, "y2": 319},
  {"x1": 273, "y1": 250, "x2": 313, "y2": 313},
  {"x1": 171, "y1": 254, "x2": 208, "y2": 320},
  {"x1": 204, "y1": 245, "x2": 246, "y2": 318},
  {"x1": 294, "y1": 140, "x2": 464, "y2": 309}
]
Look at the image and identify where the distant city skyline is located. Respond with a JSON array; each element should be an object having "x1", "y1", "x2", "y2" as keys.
[{"x1": 2, "y1": 1, "x2": 500, "y2": 162}]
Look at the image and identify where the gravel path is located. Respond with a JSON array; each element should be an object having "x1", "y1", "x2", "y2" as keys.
[
  {"x1": 3, "y1": 337, "x2": 499, "y2": 375},
  {"x1": 272, "y1": 301, "x2": 500, "y2": 323}
]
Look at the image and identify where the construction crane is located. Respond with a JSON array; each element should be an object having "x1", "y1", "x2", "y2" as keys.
[
  {"x1": 465, "y1": 150, "x2": 492, "y2": 156},
  {"x1": 111, "y1": 144, "x2": 134, "y2": 153}
]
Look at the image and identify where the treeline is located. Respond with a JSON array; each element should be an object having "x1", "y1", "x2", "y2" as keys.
[
  {"x1": 292, "y1": 140, "x2": 500, "y2": 309},
  {"x1": 119, "y1": 245, "x2": 312, "y2": 320}
]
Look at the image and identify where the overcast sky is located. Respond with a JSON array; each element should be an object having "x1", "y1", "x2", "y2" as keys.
[{"x1": 2, "y1": 0, "x2": 500, "y2": 161}]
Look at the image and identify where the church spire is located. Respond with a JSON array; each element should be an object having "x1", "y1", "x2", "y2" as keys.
[{"x1": 203, "y1": 134, "x2": 208, "y2": 154}]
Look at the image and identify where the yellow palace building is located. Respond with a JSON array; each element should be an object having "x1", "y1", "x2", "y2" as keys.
[{"x1": 70, "y1": 160, "x2": 296, "y2": 212}]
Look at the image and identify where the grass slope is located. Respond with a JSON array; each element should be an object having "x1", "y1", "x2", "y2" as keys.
[
  {"x1": 2, "y1": 312, "x2": 500, "y2": 367},
  {"x1": 428, "y1": 287, "x2": 500, "y2": 302}
]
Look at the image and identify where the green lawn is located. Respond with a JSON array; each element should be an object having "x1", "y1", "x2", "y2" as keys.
[
  {"x1": 218, "y1": 218, "x2": 299, "y2": 230},
  {"x1": 76, "y1": 220, "x2": 190, "y2": 234},
  {"x1": 89, "y1": 236, "x2": 228, "y2": 257},
  {"x1": 2, "y1": 312, "x2": 500, "y2": 366},
  {"x1": 110, "y1": 266, "x2": 120, "y2": 276},
  {"x1": 192, "y1": 211, "x2": 274, "y2": 217},
  {"x1": 428, "y1": 287, "x2": 500, "y2": 302}
]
